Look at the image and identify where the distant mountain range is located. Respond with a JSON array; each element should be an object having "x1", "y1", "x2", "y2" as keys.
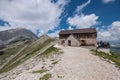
[{"x1": 0, "y1": 28, "x2": 38, "y2": 46}]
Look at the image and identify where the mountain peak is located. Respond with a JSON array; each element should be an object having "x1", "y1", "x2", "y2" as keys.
[{"x1": 0, "y1": 28, "x2": 38, "y2": 44}]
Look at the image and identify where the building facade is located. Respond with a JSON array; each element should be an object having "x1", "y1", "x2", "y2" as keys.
[{"x1": 59, "y1": 28, "x2": 97, "y2": 47}]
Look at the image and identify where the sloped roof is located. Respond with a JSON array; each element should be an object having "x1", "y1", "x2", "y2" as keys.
[{"x1": 59, "y1": 28, "x2": 97, "y2": 35}]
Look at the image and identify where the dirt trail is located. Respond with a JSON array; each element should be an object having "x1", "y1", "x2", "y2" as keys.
[
  {"x1": 50, "y1": 45, "x2": 120, "y2": 80},
  {"x1": 0, "y1": 44, "x2": 120, "y2": 80}
]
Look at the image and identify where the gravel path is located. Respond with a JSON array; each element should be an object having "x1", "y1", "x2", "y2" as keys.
[
  {"x1": 50, "y1": 45, "x2": 120, "y2": 80},
  {"x1": 0, "y1": 44, "x2": 120, "y2": 80}
]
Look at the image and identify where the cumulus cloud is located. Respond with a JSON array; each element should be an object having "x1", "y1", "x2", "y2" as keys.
[
  {"x1": 0, "y1": 0, "x2": 68, "y2": 35},
  {"x1": 102, "y1": 0, "x2": 115, "y2": 4},
  {"x1": 67, "y1": 0, "x2": 99, "y2": 29},
  {"x1": 47, "y1": 30, "x2": 60, "y2": 37},
  {"x1": 98, "y1": 21, "x2": 120, "y2": 41},
  {"x1": 67, "y1": 14, "x2": 99, "y2": 29}
]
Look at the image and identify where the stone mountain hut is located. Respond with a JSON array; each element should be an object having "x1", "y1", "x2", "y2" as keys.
[{"x1": 59, "y1": 28, "x2": 97, "y2": 47}]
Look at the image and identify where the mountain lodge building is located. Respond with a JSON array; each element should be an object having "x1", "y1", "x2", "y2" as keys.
[{"x1": 59, "y1": 28, "x2": 97, "y2": 47}]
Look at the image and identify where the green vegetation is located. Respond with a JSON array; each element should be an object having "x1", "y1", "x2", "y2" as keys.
[
  {"x1": 39, "y1": 73, "x2": 52, "y2": 80},
  {"x1": 91, "y1": 50, "x2": 120, "y2": 68},
  {"x1": 39, "y1": 45, "x2": 60, "y2": 58},
  {"x1": 0, "y1": 37, "x2": 56, "y2": 74},
  {"x1": 0, "y1": 41, "x2": 26, "y2": 65},
  {"x1": 52, "y1": 61, "x2": 58, "y2": 65},
  {"x1": 50, "y1": 59, "x2": 55, "y2": 61},
  {"x1": 32, "y1": 69, "x2": 47, "y2": 74}
]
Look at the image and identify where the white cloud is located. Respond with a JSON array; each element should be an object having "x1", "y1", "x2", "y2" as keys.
[
  {"x1": 0, "y1": 0, "x2": 68, "y2": 35},
  {"x1": 0, "y1": 26, "x2": 12, "y2": 31},
  {"x1": 68, "y1": 26, "x2": 73, "y2": 30},
  {"x1": 102, "y1": 0, "x2": 115, "y2": 4},
  {"x1": 76, "y1": 0, "x2": 91, "y2": 13},
  {"x1": 47, "y1": 30, "x2": 60, "y2": 37},
  {"x1": 67, "y1": 0, "x2": 99, "y2": 29},
  {"x1": 67, "y1": 14, "x2": 99, "y2": 29},
  {"x1": 98, "y1": 21, "x2": 120, "y2": 41},
  {"x1": 98, "y1": 31, "x2": 111, "y2": 40}
]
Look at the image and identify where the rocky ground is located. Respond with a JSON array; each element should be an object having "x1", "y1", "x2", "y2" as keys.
[
  {"x1": 0, "y1": 42, "x2": 62, "y2": 80},
  {"x1": 0, "y1": 44, "x2": 120, "y2": 80},
  {"x1": 50, "y1": 44, "x2": 120, "y2": 80}
]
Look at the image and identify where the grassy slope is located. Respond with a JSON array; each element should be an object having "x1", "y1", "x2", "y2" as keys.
[
  {"x1": 38, "y1": 45, "x2": 60, "y2": 58},
  {"x1": 91, "y1": 50, "x2": 120, "y2": 68},
  {"x1": 0, "y1": 35, "x2": 56, "y2": 74},
  {"x1": 0, "y1": 41, "x2": 26, "y2": 65},
  {"x1": 31, "y1": 46, "x2": 61, "y2": 74}
]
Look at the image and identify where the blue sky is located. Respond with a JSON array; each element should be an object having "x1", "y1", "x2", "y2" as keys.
[{"x1": 0, "y1": 0, "x2": 120, "y2": 42}]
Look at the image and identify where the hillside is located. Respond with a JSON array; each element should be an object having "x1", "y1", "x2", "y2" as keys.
[
  {"x1": 0, "y1": 32, "x2": 119, "y2": 80},
  {"x1": 0, "y1": 40, "x2": 4, "y2": 49},
  {"x1": 0, "y1": 35, "x2": 62, "y2": 80},
  {"x1": 0, "y1": 35, "x2": 120, "y2": 80},
  {"x1": 0, "y1": 28, "x2": 37, "y2": 45},
  {"x1": 0, "y1": 41, "x2": 120, "y2": 80}
]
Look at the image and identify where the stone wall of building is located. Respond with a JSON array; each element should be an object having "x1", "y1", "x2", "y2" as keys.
[
  {"x1": 64, "y1": 35, "x2": 80, "y2": 47},
  {"x1": 79, "y1": 38, "x2": 97, "y2": 46},
  {"x1": 59, "y1": 34, "x2": 97, "y2": 47}
]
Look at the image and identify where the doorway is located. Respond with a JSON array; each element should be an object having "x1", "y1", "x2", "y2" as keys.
[
  {"x1": 68, "y1": 40, "x2": 71, "y2": 46},
  {"x1": 81, "y1": 40, "x2": 86, "y2": 46}
]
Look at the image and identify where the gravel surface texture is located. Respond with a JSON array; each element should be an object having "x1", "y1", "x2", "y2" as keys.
[
  {"x1": 0, "y1": 44, "x2": 120, "y2": 80},
  {"x1": 50, "y1": 45, "x2": 120, "y2": 80}
]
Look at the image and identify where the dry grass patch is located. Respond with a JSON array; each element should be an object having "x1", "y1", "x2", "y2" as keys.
[
  {"x1": 91, "y1": 49, "x2": 120, "y2": 68},
  {"x1": 32, "y1": 69, "x2": 47, "y2": 74},
  {"x1": 52, "y1": 61, "x2": 58, "y2": 65},
  {"x1": 39, "y1": 73, "x2": 51, "y2": 80}
]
